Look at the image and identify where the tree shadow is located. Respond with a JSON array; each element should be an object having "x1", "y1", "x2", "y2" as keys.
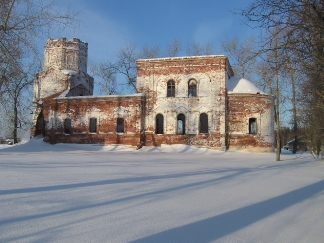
[{"x1": 130, "y1": 179, "x2": 324, "y2": 243}]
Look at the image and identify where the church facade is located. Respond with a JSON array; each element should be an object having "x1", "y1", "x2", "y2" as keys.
[{"x1": 31, "y1": 38, "x2": 275, "y2": 152}]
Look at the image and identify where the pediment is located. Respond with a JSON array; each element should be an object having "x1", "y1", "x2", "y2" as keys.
[
  {"x1": 152, "y1": 106, "x2": 167, "y2": 114},
  {"x1": 174, "y1": 105, "x2": 189, "y2": 113},
  {"x1": 195, "y1": 105, "x2": 210, "y2": 113}
]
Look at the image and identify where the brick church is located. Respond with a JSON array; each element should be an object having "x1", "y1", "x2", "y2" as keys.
[{"x1": 31, "y1": 37, "x2": 275, "y2": 152}]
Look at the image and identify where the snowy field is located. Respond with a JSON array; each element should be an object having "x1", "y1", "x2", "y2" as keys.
[{"x1": 0, "y1": 137, "x2": 324, "y2": 243}]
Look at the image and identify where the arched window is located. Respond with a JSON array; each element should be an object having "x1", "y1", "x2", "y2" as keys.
[
  {"x1": 188, "y1": 79, "x2": 197, "y2": 97},
  {"x1": 199, "y1": 113, "x2": 208, "y2": 133},
  {"x1": 177, "y1": 114, "x2": 185, "y2": 135},
  {"x1": 117, "y1": 118, "x2": 124, "y2": 133},
  {"x1": 156, "y1": 114, "x2": 164, "y2": 134},
  {"x1": 64, "y1": 118, "x2": 71, "y2": 134},
  {"x1": 249, "y1": 118, "x2": 257, "y2": 135},
  {"x1": 167, "y1": 80, "x2": 175, "y2": 97},
  {"x1": 89, "y1": 118, "x2": 97, "y2": 133}
]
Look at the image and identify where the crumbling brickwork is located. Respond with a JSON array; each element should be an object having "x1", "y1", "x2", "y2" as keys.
[
  {"x1": 43, "y1": 94, "x2": 144, "y2": 146},
  {"x1": 136, "y1": 56, "x2": 233, "y2": 150},
  {"x1": 228, "y1": 93, "x2": 275, "y2": 152},
  {"x1": 31, "y1": 37, "x2": 275, "y2": 152}
]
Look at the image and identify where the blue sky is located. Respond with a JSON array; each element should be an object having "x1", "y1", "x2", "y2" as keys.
[{"x1": 46, "y1": 0, "x2": 256, "y2": 63}]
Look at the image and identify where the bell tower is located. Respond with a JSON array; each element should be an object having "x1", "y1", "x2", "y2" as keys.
[{"x1": 43, "y1": 37, "x2": 88, "y2": 73}]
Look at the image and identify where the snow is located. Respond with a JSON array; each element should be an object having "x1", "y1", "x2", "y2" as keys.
[
  {"x1": 54, "y1": 93, "x2": 145, "y2": 100},
  {"x1": 138, "y1": 55, "x2": 227, "y2": 62},
  {"x1": 61, "y1": 69, "x2": 78, "y2": 76},
  {"x1": 227, "y1": 76, "x2": 265, "y2": 94},
  {"x1": 1, "y1": 137, "x2": 324, "y2": 243}
]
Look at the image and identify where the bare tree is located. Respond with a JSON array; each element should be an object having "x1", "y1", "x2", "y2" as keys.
[
  {"x1": 0, "y1": 0, "x2": 78, "y2": 69},
  {"x1": 95, "y1": 42, "x2": 161, "y2": 94},
  {"x1": 0, "y1": 61, "x2": 35, "y2": 143},
  {"x1": 90, "y1": 61, "x2": 117, "y2": 95},
  {"x1": 166, "y1": 38, "x2": 181, "y2": 57},
  {"x1": 0, "y1": 0, "x2": 79, "y2": 142},
  {"x1": 241, "y1": 0, "x2": 324, "y2": 159},
  {"x1": 186, "y1": 42, "x2": 213, "y2": 56},
  {"x1": 140, "y1": 45, "x2": 160, "y2": 59},
  {"x1": 222, "y1": 36, "x2": 257, "y2": 78}
]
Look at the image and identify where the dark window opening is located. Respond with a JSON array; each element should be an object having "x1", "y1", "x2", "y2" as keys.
[
  {"x1": 167, "y1": 80, "x2": 175, "y2": 97},
  {"x1": 249, "y1": 118, "x2": 257, "y2": 135},
  {"x1": 177, "y1": 114, "x2": 185, "y2": 135},
  {"x1": 188, "y1": 80, "x2": 197, "y2": 97},
  {"x1": 35, "y1": 112, "x2": 45, "y2": 136},
  {"x1": 156, "y1": 114, "x2": 164, "y2": 134},
  {"x1": 117, "y1": 118, "x2": 124, "y2": 133},
  {"x1": 89, "y1": 118, "x2": 97, "y2": 133},
  {"x1": 64, "y1": 118, "x2": 71, "y2": 134},
  {"x1": 199, "y1": 113, "x2": 208, "y2": 133}
]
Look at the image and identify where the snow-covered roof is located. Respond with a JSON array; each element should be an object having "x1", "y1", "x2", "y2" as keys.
[
  {"x1": 227, "y1": 76, "x2": 265, "y2": 94},
  {"x1": 137, "y1": 55, "x2": 227, "y2": 62},
  {"x1": 61, "y1": 69, "x2": 78, "y2": 76},
  {"x1": 54, "y1": 93, "x2": 145, "y2": 100}
]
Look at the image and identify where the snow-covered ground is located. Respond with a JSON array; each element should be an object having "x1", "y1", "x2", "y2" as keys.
[{"x1": 1, "y1": 137, "x2": 324, "y2": 243}]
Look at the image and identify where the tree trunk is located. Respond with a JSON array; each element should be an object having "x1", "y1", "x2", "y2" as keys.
[
  {"x1": 289, "y1": 61, "x2": 298, "y2": 154},
  {"x1": 274, "y1": 48, "x2": 281, "y2": 161},
  {"x1": 13, "y1": 96, "x2": 18, "y2": 144}
]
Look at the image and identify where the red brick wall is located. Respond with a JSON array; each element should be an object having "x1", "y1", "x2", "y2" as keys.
[
  {"x1": 42, "y1": 95, "x2": 145, "y2": 147},
  {"x1": 228, "y1": 93, "x2": 275, "y2": 152}
]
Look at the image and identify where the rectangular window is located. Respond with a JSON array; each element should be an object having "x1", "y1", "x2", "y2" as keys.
[
  {"x1": 199, "y1": 113, "x2": 208, "y2": 133},
  {"x1": 117, "y1": 118, "x2": 124, "y2": 133},
  {"x1": 167, "y1": 80, "x2": 175, "y2": 97},
  {"x1": 64, "y1": 118, "x2": 71, "y2": 134},
  {"x1": 89, "y1": 118, "x2": 97, "y2": 133},
  {"x1": 249, "y1": 118, "x2": 257, "y2": 135}
]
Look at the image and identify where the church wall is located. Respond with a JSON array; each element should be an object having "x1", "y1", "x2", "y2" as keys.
[
  {"x1": 31, "y1": 37, "x2": 275, "y2": 152},
  {"x1": 228, "y1": 93, "x2": 275, "y2": 152},
  {"x1": 42, "y1": 94, "x2": 144, "y2": 146},
  {"x1": 136, "y1": 56, "x2": 233, "y2": 150}
]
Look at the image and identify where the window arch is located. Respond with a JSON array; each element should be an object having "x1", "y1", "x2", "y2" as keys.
[
  {"x1": 167, "y1": 80, "x2": 175, "y2": 97},
  {"x1": 155, "y1": 114, "x2": 164, "y2": 134},
  {"x1": 64, "y1": 118, "x2": 71, "y2": 134},
  {"x1": 188, "y1": 79, "x2": 197, "y2": 97},
  {"x1": 89, "y1": 117, "x2": 97, "y2": 133},
  {"x1": 177, "y1": 114, "x2": 185, "y2": 135},
  {"x1": 199, "y1": 113, "x2": 208, "y2": 133},
  {"x1": 249, "y1": 118, "x2": 257, "y2": 135}
]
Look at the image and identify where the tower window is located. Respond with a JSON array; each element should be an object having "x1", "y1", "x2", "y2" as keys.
[{"x1": 167, "y1": 80, "x2": 175, "y2": 97}]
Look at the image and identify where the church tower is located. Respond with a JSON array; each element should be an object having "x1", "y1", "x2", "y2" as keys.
[
  {"x1": 31, "y1": 37, "x2": 94, "y2": 137},
  {"x1": 43, "y1": 37, "x2": 88, "y2": 73}
]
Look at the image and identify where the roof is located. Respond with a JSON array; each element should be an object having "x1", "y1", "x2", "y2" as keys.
[{"x1": 227, "y1": 76, "x2": 265, "y2": 94}]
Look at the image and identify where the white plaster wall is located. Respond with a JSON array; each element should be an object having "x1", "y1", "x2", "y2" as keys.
[{"x1": 137, "y1": 69, "x2": 227, "y2": 136}]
